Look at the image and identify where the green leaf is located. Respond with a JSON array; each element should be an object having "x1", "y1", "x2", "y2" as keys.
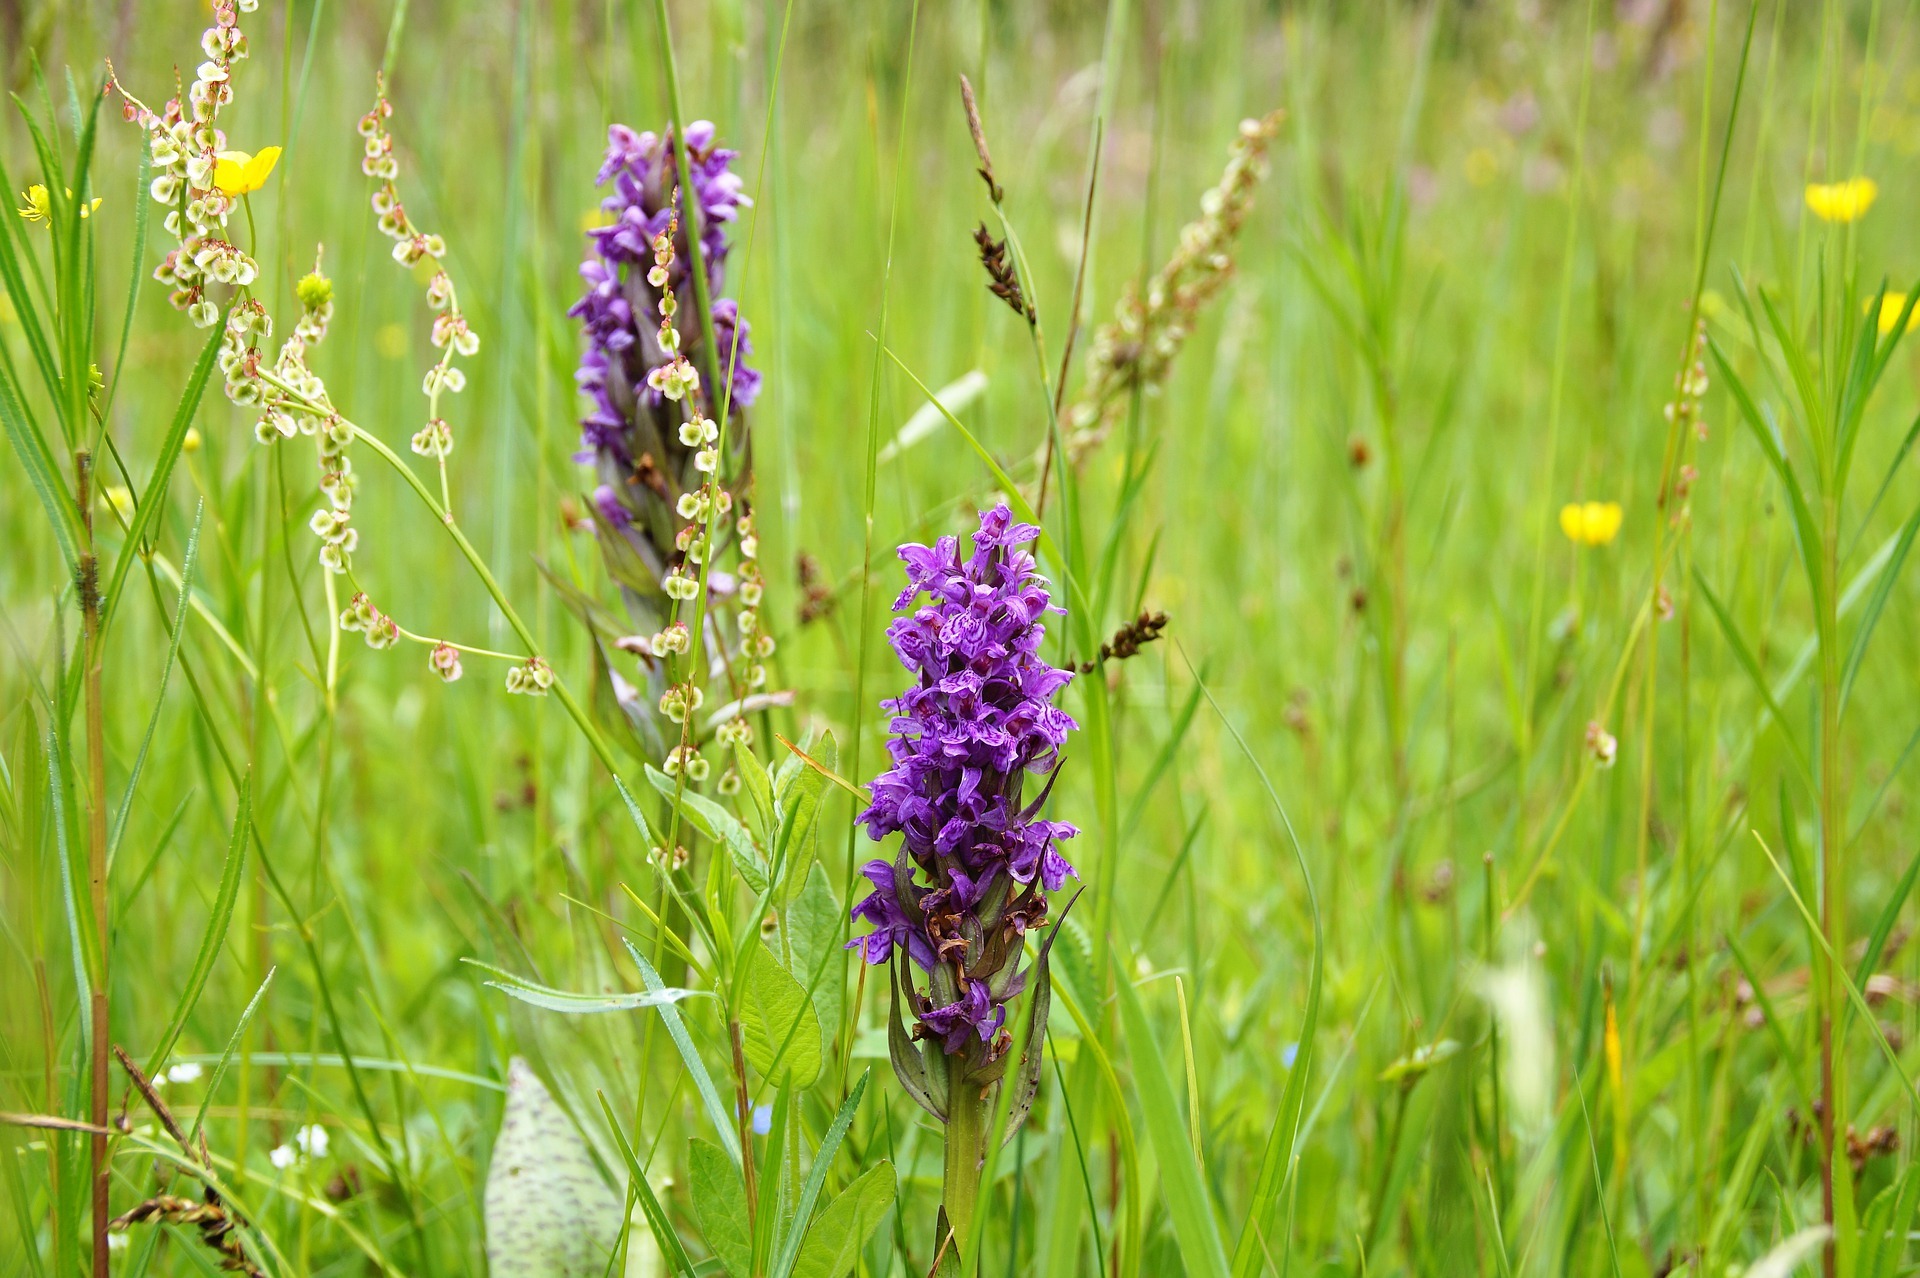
[
  {"x1": 1846, "y1": 844, "x2": 1920, "y2": 1038},
  {"x1": 596, "y1": 1090, "x2": 699, "y2": 1278},
  {"x1": 101, "y1": 313, "x2": 226, "y2": 626},
  {"x1": 0, "y1": 135, "x2": 64, "y2": 410},
  {"x1": 769, "y1": 1070, "x2": 872, "y2": 1278},
  {"x1": 647, "y1": 764, "x2": 769, "y2": 893},
  {"x1": 468, "y1": 959, "x2": 706, "y2": 1015},
  {"x1": 485, "y1": 1059, "x2": 621, "y2": 1278},
  {"x1": 109, "y1": 500, "x2": 201, "y2": 864},
  {"x1": 887, "y1": 951, "x2": 943, "y2": 1120},
  {"x1": 627, "y1": 941, "x2": 741, "y2": 1164},
  {"x1": 0, "y1": 348, "x2": 79, "y2": 571},
  {"x1": 1713, "y1": 339, "x2": 1827, "y2": 611},
  {"x1": 739, "y1": 942, "x2": 822, "y2": 1088},
  {"x1": 788, "y1": 1161, "x2": 896, "y2": 1278},
  {"x1": 188, "y1": 967, "x2": 275, "y2": 1146},
  {"x1": 1858, "y1": 1164, "x2": 1920, "y2": 1278},
  {"x1": 689, "y1": 1139, "x2": 751, "y2": 1278},
  {"x1": 1841, "y1": 494, "x2": 1920, "y2": 715},
  {"x1": 1115, "y1": 958, "x2": 1230, "y2": 1278},
  {"x1": 733, "y1": 739, "x2": 776, "y2": 840},
  {"x1": 783, "y1": 864, "x2": 844, "y2": 1062},
  {"x1": 773, "y1": 731, "x2": 831, "y2": 897},
  {"x1": 142, "y1": 772, "x2": 249, "y2": 1078},
  {"x1": 1693, "y1": 569, "x2": 1816, "y2": 789}
]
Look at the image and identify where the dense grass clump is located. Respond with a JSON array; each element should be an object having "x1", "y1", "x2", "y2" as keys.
[{"x1": 5, "y1": 2, "x2": 1920, "y2": 1276}]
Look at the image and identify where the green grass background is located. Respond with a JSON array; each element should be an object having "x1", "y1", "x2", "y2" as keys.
[{"x1": 6, "y1": 0, "x2": 1920, "y2": 1274}]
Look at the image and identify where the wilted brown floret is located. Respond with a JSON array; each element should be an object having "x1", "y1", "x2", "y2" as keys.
[
  {"x1": 1077, "y1": 609, "x2": 1169, "y2": 672},
  {"x1": 974, "y1": 223, "x2": 1033, "y2": 322}
]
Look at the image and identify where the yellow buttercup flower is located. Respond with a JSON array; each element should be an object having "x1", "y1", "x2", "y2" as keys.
[
  {"x1": 213, "y1": 146, "x2": 283, "y2": 197},
  {"x1": 17, "y1": 184, "x2": 102, "y2": 225},
  {"x1": 1805, "y1": 177, "x2": 1878, "y2": 223},
  {"x1": 1876, "y1": 292, "x2": 1918, "y2": 337},
  {"x1": 1560, "y1": 500, "x2": 1623, "y2": 547}
]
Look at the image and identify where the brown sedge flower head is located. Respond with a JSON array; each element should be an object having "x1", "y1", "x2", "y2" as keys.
[{"x1": 1064, "y1": 110, "x2": 1282, "y2": 462}]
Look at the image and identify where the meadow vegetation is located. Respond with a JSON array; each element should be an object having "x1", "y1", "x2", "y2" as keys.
[{"x1": 5, "y1": 2, "x2": 1920, "y2": 1276}]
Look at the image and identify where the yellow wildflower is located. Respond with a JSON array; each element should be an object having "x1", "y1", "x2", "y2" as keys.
[
  {"x1": 1876, "y1": 292, "x2": 1918, "y2": 336},
  {"x1": 16, "y1": 184, "x2": 102, "y2": 225},
  {"x1": 1560, "y1": 500, "x2": 1623, "y2": 547},
  {"x1": 213, "y1": 147, "x2": 283, "y2": 197},
  {"x1": 1805, "y1": 177, "x2": 1878, "y2": 223},
  {"x1": 100, "y1": 486, "x2": 135, "y2": 522}
]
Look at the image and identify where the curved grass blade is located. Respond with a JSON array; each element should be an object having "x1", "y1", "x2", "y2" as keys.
[
  {"x1": 1692, "y1": 568, "x2": 1816, "y2": 789},
  {"x1": 627, "y1": 940, "x2": 742, "y2": 1164},
  {"x1": 1754, "y1": 832, "x2": 1920, "y2": 1110},
  {"x1": 1183, "y1": 650, "x2": 1325, "y2": 1278},
  {"x1": 142, "y1": 773, "x2": 250, "y2": 1079},
  {"x1": 187, "y1": 966, "x2": 276, "y2": 1146},
  {"x1": 595, "y1": 1089, "x2": 699, "y2": 1278},
  {"x1": 101, "y1": 313, "x2": 226, "y2": 626},
  {"x1": 767, "y1": 1069, "x2": 871, "y2": 1278},
  {"x1": 1841, "y1": 494, "x2": 1920, "y2": 714},
  {"x1": 0, "y1": 346, "x2": 80, "y2": 571},
  {"x1": 1114, "y1": 959, "x2": 1230, "y2": 1278},
  {"x1": 109, "y1": 500, "x2": 201, "y2": 863},
  {"x1": 467, "y1": 958, "x2": 705, "y2": 1014}
]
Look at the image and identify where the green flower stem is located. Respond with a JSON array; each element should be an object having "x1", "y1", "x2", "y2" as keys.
[
  {"x1": 941, "y1": 1067, "x2": 986, "y2": 1271},
  {"x1": 342, "y1": 421, "x2": 621, "y2": 772},
  {"x1": 257, "y1": 364, "x2": 618, "y2": 773}
]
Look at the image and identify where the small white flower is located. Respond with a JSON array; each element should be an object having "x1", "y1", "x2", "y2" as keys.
[
  {"x1": 166, "y1": 1062, "x2": 204, "y2": 1085},
  {"x1": 269, "y1": 1143, "x2": 297, "y2": 1169},
  {"x1": 295, "y1": 1124, "x2": 329, "y2": 1158}
]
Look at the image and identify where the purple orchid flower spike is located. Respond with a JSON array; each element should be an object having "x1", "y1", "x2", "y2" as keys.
[{"x1": 848, "y1": 502, "x2": 1082, "y2": 1258}]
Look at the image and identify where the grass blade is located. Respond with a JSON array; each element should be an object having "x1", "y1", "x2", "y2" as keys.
[
  {"x1": 1693, "y1": 567, "x2": 1816, "y2": 788},
  {"x1": 1114, "y1": 958, "x2": 1230, "y2": 1278},
  {"x1": 108, "y1": 500, "x2": 202, "y2": 864},
  {"x1": 595, "y1": 1090, "x2": 699, "y2": 1278},
  {"x1": 100, "y1": 313, "x2": 226, "y2": 627},
  {"x1": 768, "y1": 1069, "x2": 871, "y2": 1278},
  {"x1": 141, "y1": 772, "x2": 250, "y2": 1079}
]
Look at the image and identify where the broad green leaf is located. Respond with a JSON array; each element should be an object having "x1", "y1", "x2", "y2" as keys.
[
  {"x1": 740, "y1": 942, "x2": 822, "y2": 1088},
  {"x1": 1115, "y1": 959, "x2": 1230, "y2": 1278},
  {"x1": 773, "y1": 731, "x2": 831, "y2": 898},
  {"x1": 789, "y1": 1162, "x2": 896, "y2": 1278},
  {"x1": 733, "y1": 739, "x2": 776, "y2": 840},
  {"x1": 783, "y1": 865, "x2": 844, "y2": 1062},
  {"x1": 689, "y1": 1139, "x2": 750, "y2": 1278},
  {"x1": 647, "y1": 763, "x2": 769, "y2": 892},
  {"x1": 485, "y1": 1059, "x2": 620, "y2": 1277}
]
